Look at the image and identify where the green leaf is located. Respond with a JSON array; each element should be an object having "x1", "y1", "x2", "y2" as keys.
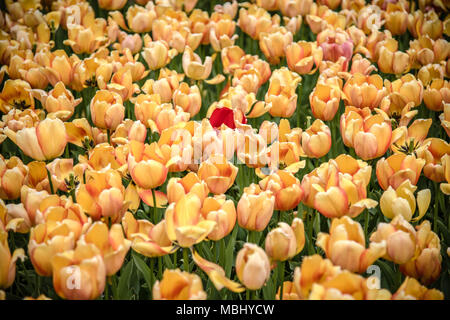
[
  {"x1": 132, "y1": 253, "x2": 153, "y2": 298},
  {"x1": 117, "y1": 259, "x2": 134, "y2": 300}
]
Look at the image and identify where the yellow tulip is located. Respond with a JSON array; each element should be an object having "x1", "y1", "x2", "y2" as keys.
[{"x1": 165, "y1": 193, "x2": 216, "y2": 248}]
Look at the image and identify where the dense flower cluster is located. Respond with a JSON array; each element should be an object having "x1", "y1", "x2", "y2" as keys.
[{"x1": 0, "y1": 0, "x2": 449, "y2": 301}]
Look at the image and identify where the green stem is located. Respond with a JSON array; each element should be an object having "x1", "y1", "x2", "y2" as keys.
[
  {"x1": 246, "y1": 289, "x2": 251, "y2": 300},
  {"x1": 278, "y1": 261, "x2": 285, "y2": 300},
  {"x1": 151, "y1": 188, "x2": 158, "y2": 222},
  {"x1": 46, "y1": 168, "x2": 55, "y2": 194},
  {"x1": 183, "y1": 248, "x2": 190, "y2": 272},
  {"x1": 107, "y1": 129, "x2": 111, "y2": 145}
]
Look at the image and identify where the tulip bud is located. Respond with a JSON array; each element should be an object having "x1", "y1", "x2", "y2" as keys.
[
  {"x1": 236, "y1": 243, "x2": 271, "y2": 290},
  {"x1": 265, "y1": 218, "x2": 304, "y2": 261},
  {"x1": 201, "y1": 195, "x2": 236, "y2": 241}
]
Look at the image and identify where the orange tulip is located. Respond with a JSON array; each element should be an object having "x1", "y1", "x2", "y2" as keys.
[
  {"x1": 153, "y1": 269, "x2": 206, "y2": 300},
  {"x1": 279, "y1": 0, "x2": 313, "y2": 17},
  {"x1": 259, "y1": 170, "x2": 303, "y2": 211},
  {"x1": 0, "y1": 79, "x2": 34, "y2": 113},
  {"x1": 98, "y1": 0, "x2": 127, "y2": 10},
  {"x1": 342, "y1": 73, "x2": 387, "y2": 110},
  {"x1": 110, "y1": 3, "x2": 156, "y2": 33}
]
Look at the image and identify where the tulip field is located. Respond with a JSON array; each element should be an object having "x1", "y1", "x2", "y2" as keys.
[{"x1": 1, "y1": 0, "x2": 450, "y2": 301}]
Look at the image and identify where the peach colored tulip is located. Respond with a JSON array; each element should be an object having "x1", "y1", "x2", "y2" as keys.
[
  {"x1": 75, "y1": 169, "x2": 127, "y2": 223},
  {"x1": 265, "y1": 218, "x2": 305, "y2": 261},
  {"x1": 32, "y1": 82, "x2": 82, "y2": 120},
  {"x1": 266, "y1": 67, "x2": 301, "y2": 117},
  {"x1": 400, "y1": 220, "x2": 442, "y2": 286},
  {"x1": 4, "y1": 117, "x2": 67, "y2": 161},
  {"x1": 51, "y1": 243, "x2": 106, "y2": 300},
  {"x1": 0, "y1": 230, "x2": 25, "y2": 289},
  {"x1": 370, "y1": 215, "x2": 417, "y2": 264},
  {"x1": 0, "y1": 156, "x2": 27, "y2": 200},
  {"x1": 0, "y1": 79, "x2": 34, "y2": 113},
  {"x1": 182, "y1": 46, "x2": 213, "y2": 81},
  {"x1": 238, "y1": 5, "x2": 279, "y2": 40},
  {"x1": 343, "y1": 73, "x2": 387, "y2": 109},
  {"x1": 340, "y1": 107, "x2": 392, "y2": 160},
  {"x1": 237, "y1": 183, "x2": 275, "y2": 231},
  {"x1": 302, "y1": 119, "x2": 331, "y2": 158},
  {"x1": 78, "y1": 222, "x2": 131, "y2": 276},
  {"x1": 28, "y1": 220, "x2": 75, "y2": 276},
  {"x1": 393, "y1": 277, "x2": 443, "y2": 300},
  {"x1": 90, "y1": 90, "x2": 125, "y2": 131},
  {"x1": 110, "y1": 3, "x2": 156, "y2": 33},
  {"x1": 141, "y1": 39, "x2": 174, "y2": 71},
  {"x1": 98, "y1": 0, "x2": 127, "y2": 10},
  {"x1": 122, "y1": 211, "x2": 175, "y2": 257},
  {"x1": 301, "y1": 155, "x2": 377, "y2": 218},
  {"x1": 201, "y1": 195, "x2": 236, "y2": 241},
  {"x1": 423, "y1": 79, "x2": 450, "y2": 112},
  {"x1": 236, "y1": 243, "x2": 271, "y2": 290},
  {"x1": 309, "y1": 79, "x2": 341, "y2": 121},
  {"x1": 173, "y1": 82, "x2": 202, "y2": 117},
  {"x1": 286, "y1": 41, "x2": 323, "y2": 75},
  {"x1": 384, "y1": 3, "x2": 408, "y2": 36},
  {"x1": 197, "y1": 155, "x2": 238, "y2": 195},
  {"x1": 376, "y1": 153, "x2": 426, "y2": 190},
  {"x1": 317, "y1": 216, "x2": 386, "y2": 273},
  {"x1": 259, "y1": 27, "x2": 293, "y2": 65}
]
